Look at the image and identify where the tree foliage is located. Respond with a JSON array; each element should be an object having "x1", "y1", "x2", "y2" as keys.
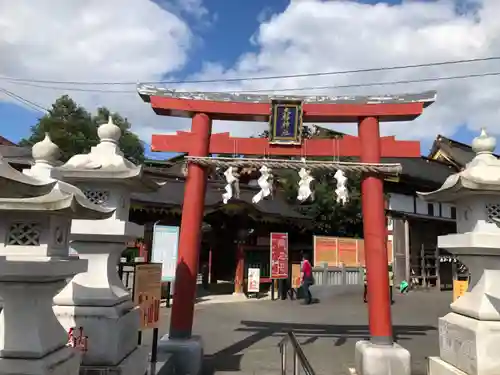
[
  {"x1": 279, "y1": 168, "x2": 363, "y2": 237},
  {"x1": 258, "y1": 125, "x2": 363, "y2": 237},
  {"x1": 19, "y1": 95, "x2": 145, "y2": 164}
]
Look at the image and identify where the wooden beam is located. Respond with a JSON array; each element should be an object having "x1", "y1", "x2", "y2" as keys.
[
  {"x1": 149, "y1": 96, "x2": 425, "y2": 122},
  {"x1": 151, "y1": 132, "x2": 421, "y2": 158}
]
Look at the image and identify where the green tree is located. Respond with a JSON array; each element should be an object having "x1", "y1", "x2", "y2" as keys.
[
  {"x1": 19, "y1": 95, "x2": 145, "y2": 164},
  {"x1": 259, "y1": 125, "x2": 364, "y2": 237}
]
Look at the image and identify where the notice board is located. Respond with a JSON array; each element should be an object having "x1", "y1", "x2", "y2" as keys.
[{"x1": 133, "y1": 263, "x2": 162, "y2": 330}]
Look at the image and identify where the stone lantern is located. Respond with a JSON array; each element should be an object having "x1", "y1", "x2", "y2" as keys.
[
  {"x1": 51, "y1": 117, "x2": 160, "y2": 375},
  {"x1": 419, "y1": 129, "x2": 500, "y2": 375},
  {"x1": 0, "y1": 136, "x2": 113, "y2": 375}
]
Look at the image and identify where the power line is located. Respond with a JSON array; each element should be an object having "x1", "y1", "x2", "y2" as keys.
[
  {"x1": 0, "y1": 87, "x2": 48, "y2": 113},
  {"x1": 4, "y1": 70, "x2": 500, "y2": 94},
  {"x1": 0, "y1": 55, "x2": 499, "y2": 86},
  {"x1": 229, "y1": 71, "x2": 500, "y2": 93}
]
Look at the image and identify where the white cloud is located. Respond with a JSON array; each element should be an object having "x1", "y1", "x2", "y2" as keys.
[
  {"x1": 0, "y1": 0, "x2": 196, "y2": 141},
  {"x1": 188, "y1": 0, "x2": 500, "y2": 145},
  {"x1": 3, "y1": 0, "x2": 500, "y2": 152}
]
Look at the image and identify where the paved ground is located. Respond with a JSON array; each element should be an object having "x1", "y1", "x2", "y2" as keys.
[{"x1": 144, "y1": 286, "x2": 451, "y2": 375}]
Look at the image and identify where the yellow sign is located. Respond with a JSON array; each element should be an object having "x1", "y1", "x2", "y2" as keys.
[
  {"x1": 133, "y1": 263, "x2": 162, "y2": 329},
  {"x1": 453, "y1": 280, "x2": 469, "y2": 302},
  {"x1": 291, "y1": 264, "x2": 301, "y2": 289}
]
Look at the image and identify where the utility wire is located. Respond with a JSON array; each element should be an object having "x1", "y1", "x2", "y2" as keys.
[
  {"x1": 0, "y1": 87, "x2": 48, "y2": 113},
  {"x1": 0, "y1": 55, "x2": 499, "y2": 86},
  {"x1": 4, "y1": 70, "x2": 500, "y2": 94},
  {"x1": 229, "y1": 71, "x2": 500, "y2": 93}
]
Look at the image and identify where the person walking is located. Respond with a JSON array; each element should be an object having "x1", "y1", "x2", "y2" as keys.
[{"x1": 300, "y1": 252, "x2": 313, "y2": 305}]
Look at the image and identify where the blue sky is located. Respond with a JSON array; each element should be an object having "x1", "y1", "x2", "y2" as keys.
[{"x1": 0, "y1": 0, "x2": 481, "y2": 157}]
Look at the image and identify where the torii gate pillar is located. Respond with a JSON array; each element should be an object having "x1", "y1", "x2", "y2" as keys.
[
  {"x1": 169, "y1": 113, "x2": 211, "y2": 340},
  {"x1": 139, "y1": 86, "x2": 436, "y2": 375}
]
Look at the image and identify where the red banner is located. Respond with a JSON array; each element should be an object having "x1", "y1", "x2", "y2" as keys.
[{"x1": 270, "y1": 232, "x2": 288, "y2": 279}]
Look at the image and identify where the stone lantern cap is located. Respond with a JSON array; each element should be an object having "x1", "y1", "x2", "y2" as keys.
[
  {"x1": 54, "y1": 117, "x2": 161, "y2": 193},
  {"x1": 0, "y1": 134, "x2": 114, "y2": 220},
  {"x1": 0, "y1": 150, "x2": 56, "y2": 198},
  {"x1": 0, "y1": 180, "x2": 115, "y2": 219},
  {"x1": 418, "y1": 129, "x2": 500, "y2": 203}
]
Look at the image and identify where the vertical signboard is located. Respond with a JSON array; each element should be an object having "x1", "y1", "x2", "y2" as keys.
[
  {"x1": 247, "y1": 268, "x2": 261, "y2": 293},
  {"x1": 151, "y1": 225, "x2": 180, "y2": 282},
  {"x1": 270, "y1": 232, "x2": 288, "y2": 279},
  {"x1": 133, "y1": 263, "x2": 162, "y2": 329}
]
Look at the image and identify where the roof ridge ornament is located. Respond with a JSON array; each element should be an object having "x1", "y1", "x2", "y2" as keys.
[
  {"x1": 98, "y1": 116, "x2": 122, "y2": 144},
  {"x1": 25, "y1": 132, "x2": 61, "y2": 179},
  {"x1": 32, "y1": 132, "x2": 61, "y2": 167},
  {"x1": 471, "y1": 128, "x2": 496, "y2": 155}
]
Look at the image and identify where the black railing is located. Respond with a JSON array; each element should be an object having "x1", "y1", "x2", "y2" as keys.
[{"x1": 278, "y1": 331, "x2": 316, "y2": 375}]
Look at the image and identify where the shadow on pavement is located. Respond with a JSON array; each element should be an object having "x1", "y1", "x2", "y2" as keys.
[{"x1": 202, "y1": 320, "x2": 436, "y2": 374}]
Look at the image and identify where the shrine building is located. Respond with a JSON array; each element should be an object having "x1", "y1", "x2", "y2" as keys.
[{"x1": 1, "y1": 130, "x2": 465, "y2": 293}]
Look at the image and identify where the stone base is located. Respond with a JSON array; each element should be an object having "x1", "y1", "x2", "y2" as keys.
[
  {"x1": 354, "y1": 340, "x2": 411, "y2": 375},
  {"x1": 54, "y1": 303, "x2": 141, "y2": 366},
  {"x1": 0, "y1": 346, "x2": 80, "y2": 375},
  {"x1": 79, "y1": 346, "x2": 148, "y2": 375},
  {"x1": 437, "y1": 312, "x2": 500, "y2": 375},
  {"x1": 429, "y1": 357, "x2": 468, "y2": 375},
  {"x1": 157, "y1": 335, "x2": 203, "y2": 375}
]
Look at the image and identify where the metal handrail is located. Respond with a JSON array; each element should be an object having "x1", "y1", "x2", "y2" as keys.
[{"x1": 278, "y1": 331, "x2": 316, "y2": 375}]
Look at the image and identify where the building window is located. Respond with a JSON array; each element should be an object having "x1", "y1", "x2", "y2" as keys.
[
  {"x1": 427, "y1": 203, "x2": 434, "y2": 216},
  {"x1": 450, "y1": 207, "x2": 457, "y2": 220}
]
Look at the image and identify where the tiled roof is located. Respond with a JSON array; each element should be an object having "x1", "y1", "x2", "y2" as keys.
[
  {"x1": 0, "y1": 145, "x2": 33, "y2": 165},
  {"x1": 132, "y1": 179, "x2": 308, "y2": 220},
  {"x1": 0, "y1": 136, "x2": 15, "y2": 146},
  {"x1": 381, "y1": 156, "x2": 455, "y2": 186},
  {"x1": 428, "y1": 135, "x2": 497, "y2": 169}
]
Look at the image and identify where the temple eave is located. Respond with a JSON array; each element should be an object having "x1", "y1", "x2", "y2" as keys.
[
  {"x1": 137, "y1": 84, "x2": 436, "y2": 105},
  {"x1": 138, "y1": 85, "x2": 436, "y2": 122}
]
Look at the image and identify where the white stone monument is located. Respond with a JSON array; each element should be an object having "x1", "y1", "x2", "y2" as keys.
[
  {"x1": 0, "y1": 136, "x2": 113, "y2": 375},
  {"x1": 419, "y1": 129, "x2": 500, "y2": 375},
  {"x1": 51, "y1": 117, "x2": 160, "y2": 375}
]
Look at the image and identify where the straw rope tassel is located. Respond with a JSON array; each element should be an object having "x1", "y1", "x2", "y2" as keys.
[{"x1": 185, "y1": 156, "x2": 402, "y2": 176}]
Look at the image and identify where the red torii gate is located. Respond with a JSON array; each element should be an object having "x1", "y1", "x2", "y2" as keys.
[{"x1": 139, "y1": 86, "x2": 436, "y2": 345}]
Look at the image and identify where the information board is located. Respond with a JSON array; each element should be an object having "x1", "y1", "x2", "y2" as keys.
[
  {"x1": 313, "y1": 236, "x2": 391, "y2": 267},
  {"x1": 247, "y1": 268, "x2": 260, "y2": 293},
  {"x1": 133, "y1": 263, "x2": 162, "y2": 329},
  {"x1": 270, "y1": 232, "x2": 288, "y2": 279},
  {"x1": 314, "y1": 236, "x2": 338, "y2": 266},
  {"x1": 151, "y1": 225, "x2": 179, "y2": 282}
]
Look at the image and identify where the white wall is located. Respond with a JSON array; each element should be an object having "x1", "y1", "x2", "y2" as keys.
[{"x1": 388, "y1": 193, "x2": 455, "y2": 219}]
